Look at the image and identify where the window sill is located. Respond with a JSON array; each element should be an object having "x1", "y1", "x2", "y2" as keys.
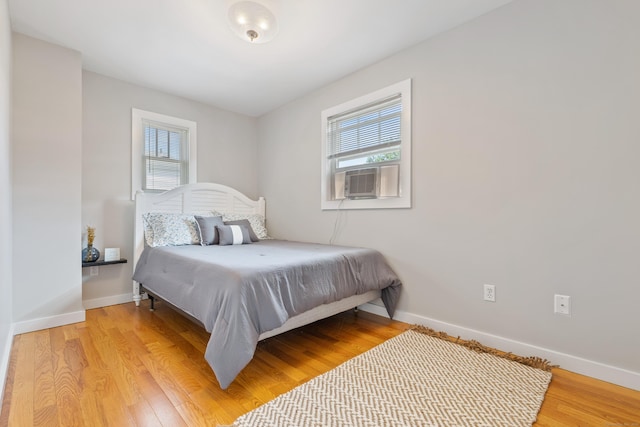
[{"x1": 321, "y1": 197, "x2": 411, "y2": 210}]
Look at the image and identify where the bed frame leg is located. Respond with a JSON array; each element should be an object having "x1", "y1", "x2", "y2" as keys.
[
  {"x1": 133, "y1": 281, "x2": 142, "y2": 307},
  {"x1": 354, "y1": 306, "x2": 359, "y2": 313},
  {"x1": 149, "y1": 294, "x2": 155, "y2": 312}
]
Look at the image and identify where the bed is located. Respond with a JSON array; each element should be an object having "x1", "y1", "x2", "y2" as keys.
[{"x1": 132, "y1": 183, "x2": 402, "y2": 389}]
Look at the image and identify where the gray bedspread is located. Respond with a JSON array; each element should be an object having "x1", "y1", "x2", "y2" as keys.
[{"x1": 132, "y1": 239, "x2": 401, "y2": 389}]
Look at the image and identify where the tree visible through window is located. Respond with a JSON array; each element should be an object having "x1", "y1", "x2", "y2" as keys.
[
  {"x1": 321, "y1": 79, "x2": 412, "y2": 210},
  {"x1": 367, "y1": 151, "x2": 400, "y2": 163},
  {"x1": 328, "y1": 96, "x2": 402, "y2": 171}
]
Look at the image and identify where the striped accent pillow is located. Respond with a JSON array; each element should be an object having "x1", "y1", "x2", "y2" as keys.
[{"x1": 217, "y1": 225, "x2": 253, "y2": 246}]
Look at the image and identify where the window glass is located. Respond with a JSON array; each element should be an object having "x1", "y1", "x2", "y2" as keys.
[
  {"x1": 321, "y1": 79, "x2": 411, "y2": 210},
  {"x1": 131, "y1": 109, "x2": 197, "y2": 199}
]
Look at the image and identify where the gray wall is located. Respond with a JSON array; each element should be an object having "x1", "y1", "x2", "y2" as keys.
[
  {"x1": 81, "y1": 71, "x2": 258, "y2": 303},
  {"x1": 0, "y1": 0, "x2": 13, "y2": 402},
  {"x1": 12, "y1": 34, "x2": 84, "y2": 322},
  {"x1": 258, "y1": 0, "x2": 640, "y2": 377}
]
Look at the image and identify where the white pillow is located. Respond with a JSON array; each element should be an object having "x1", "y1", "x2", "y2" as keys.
[{"x1": 142, "y1": 213, "x2": 200, "y2": 247}]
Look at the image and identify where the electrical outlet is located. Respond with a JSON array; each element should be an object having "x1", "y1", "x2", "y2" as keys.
[
  {"x1": 483, "y1": 284, "x2": 496, "y2": 302},
  {"x1": 554, "y1": 294, "x2": 570, "y2": 315},
  {"x1": 89, "y1": 266, "x2": 99, "y2": 276}
]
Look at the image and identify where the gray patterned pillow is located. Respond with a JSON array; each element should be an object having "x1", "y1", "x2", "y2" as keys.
[
  {"x1": 142, "y1": 213, "x2": 200, "y2": 247},
  {"x1": 216, "y1": 212, "x2": 269, "y2": 239},
  {"x1": 142, "y1": 217, "x2": 155, "y2": 246}
]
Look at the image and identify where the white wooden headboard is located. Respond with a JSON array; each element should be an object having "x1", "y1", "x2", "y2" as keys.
[{"x1": 132, "y1": 182, "x2": 266, "y2": 305}]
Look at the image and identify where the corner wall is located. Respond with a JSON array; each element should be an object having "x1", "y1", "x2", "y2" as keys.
[
  {"x1": 81, "y1": 71, "x2": 258, "y2": 305},
  {"x1": 12, "y1": 33, "x2": 84, "y2": 329},
  {"x1": 0, "y1": 0, "x2": 14, "y2": 406},
  {"x1": 257, "y1": 0, "x2": 640, "y2": 389}
]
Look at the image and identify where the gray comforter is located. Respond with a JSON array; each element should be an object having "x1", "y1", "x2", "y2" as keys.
[{"x1": 132, "y1": 240, "x2": 401, "y2": 389}]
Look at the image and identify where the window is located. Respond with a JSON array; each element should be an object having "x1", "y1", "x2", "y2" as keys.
[
  {"x1": 131, "y1": 109, "x2": 197, "y2": 199},
  {"x1": 321, "y1": 79, "x2": 411, "y2": 209}
]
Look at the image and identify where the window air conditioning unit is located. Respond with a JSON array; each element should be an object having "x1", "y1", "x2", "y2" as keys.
[
  {"x1": 334, "y1": 165, "x2": 399, "y2": 201},
  {"x1": 345, "y1": 168, "x2": 378, "y2": 199}
]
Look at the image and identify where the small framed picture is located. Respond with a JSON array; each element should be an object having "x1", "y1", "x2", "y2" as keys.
[{"x1": 104, "y1": 248, "x2": 120, "y2": 262}]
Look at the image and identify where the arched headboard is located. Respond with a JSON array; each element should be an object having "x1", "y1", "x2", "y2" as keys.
[{"x1": 133, "y1": 183, "x2": 266, "y2": 304}]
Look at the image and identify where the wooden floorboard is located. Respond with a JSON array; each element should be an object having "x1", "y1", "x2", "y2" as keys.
[{"x1": 1, "y1": 301, "x2": 639, "y2": 426}]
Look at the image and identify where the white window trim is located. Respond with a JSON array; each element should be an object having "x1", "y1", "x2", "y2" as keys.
[
  {"x1": 131, "y1": 108, "x2": 197, "y2": 200},
  {"x1": 321, "y1": 79, "x2": 411, "y2": 210}
]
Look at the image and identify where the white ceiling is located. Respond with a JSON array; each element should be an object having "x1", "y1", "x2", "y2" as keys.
[{"x1": 9, "y1": 0, "x2": 513, "y2": 117}]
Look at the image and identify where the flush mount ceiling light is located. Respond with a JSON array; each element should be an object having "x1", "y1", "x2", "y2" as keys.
[{"x1": 228, "y1": 1, "x2": 279, "y2": 44}]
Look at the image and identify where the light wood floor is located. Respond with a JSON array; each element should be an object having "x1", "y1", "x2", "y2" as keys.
[{"x1": 1, "y1": 302, "x2": 639, "y2": 426}]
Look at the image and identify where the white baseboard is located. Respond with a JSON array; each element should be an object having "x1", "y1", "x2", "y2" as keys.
[
  {"x1": 12, "y1": 310, "x2": 86, "y2": 335},
  {"x1": 360, "y1": 303, "x2": 640, "y2": 392},
  {"x1": 0, "y1": 322, "x2": 15, "y2": 415},
  {"x1": 83, "y1": 293, "x2": 134, "y2": 310}
]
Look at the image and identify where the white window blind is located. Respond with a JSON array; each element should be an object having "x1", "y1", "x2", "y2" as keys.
[
  {"x1": 131, "y1": 108, "x2": 197, "y2": 199},
  {"x1": 327, "y1": 94, "x2": 402, "y2": 162},
  {"x1": 143, "y1": 120, "x2": 189, "y2": 191},
  {"x1": 321, "y1": 79, "x2": 411, "y2": 210}
]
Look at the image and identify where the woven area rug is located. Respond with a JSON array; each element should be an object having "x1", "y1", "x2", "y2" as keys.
[{"x1": 230, "y1": 327, "x2": 553, "y2": 427}]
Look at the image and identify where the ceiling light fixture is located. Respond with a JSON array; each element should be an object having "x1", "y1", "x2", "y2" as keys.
[{"x1": 228, "y1": 1, "x2": 279, "y2": 44}]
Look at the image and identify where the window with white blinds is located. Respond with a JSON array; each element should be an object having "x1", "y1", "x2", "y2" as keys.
[
  {"x1": 321, "y1": 79, "x2": 411, "y2": 210},
  {"x1": 143, "y1": 121, "x2": 188, "y2": 191},
  {"x1": 327, "y1": 94, "x2": 401, "y2": 169},
  {"x1": 131, "y1": 109, "x2": 197, "y2": 199}
]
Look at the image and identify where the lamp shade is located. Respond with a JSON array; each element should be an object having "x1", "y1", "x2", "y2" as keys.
[{"x1": 228, "y1": 1, "x2": 279, "y2": 44}]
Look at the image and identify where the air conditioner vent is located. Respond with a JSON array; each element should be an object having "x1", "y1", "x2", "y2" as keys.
[{"x1": 345, "y1": 168, "x2": 378, "y2": 199}]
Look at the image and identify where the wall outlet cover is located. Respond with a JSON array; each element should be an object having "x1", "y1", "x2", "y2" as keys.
[{"x1": 483, "y1": 284, "x2": 496, "y2": 302}]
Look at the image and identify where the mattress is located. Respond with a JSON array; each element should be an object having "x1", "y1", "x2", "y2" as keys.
[{"x1": 132, "y1": 239, "x2": 402, "y2": 389}]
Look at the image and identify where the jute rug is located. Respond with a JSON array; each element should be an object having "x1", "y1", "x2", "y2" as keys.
[{"x1": 230, "y1": 327, "x2": 554, "y2": 427}]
